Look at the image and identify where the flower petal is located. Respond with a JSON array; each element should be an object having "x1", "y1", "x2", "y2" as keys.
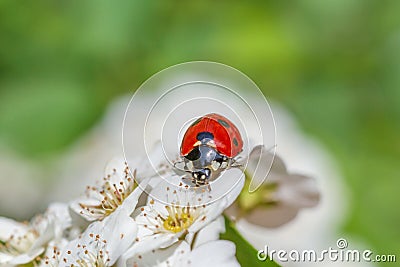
[
  {"x1": 118, "y1": 233, "x2": 178, "y2": 267},
  {"x1": 244, "y1": 204, "x2": 300, "y2": 228},
  {"x1": 188, "y1": 170, "x2": 244, "y2": 234},
  {"x1": 69, "y1": 197, "x2": 101, "y2": 221},
  {"x1": 102, "y1": 209, "x2": 138, "y2": 264},
  {"x1": 8, "y1": 247, "x2": 44, "y2": 265},
  {"x1": 135, "y1": 141, "x2": 175, "y2": 182},
  {"x1": 190, "y1": 216, "x2": 225, "y2": 248},
  {"x1": 104, "y1": 157, "x2": 134, "y2": 183},
  {"x1": 275, "y1": 174, "x2": 320, "y2": 208},
  {"x1": 37, "y1": 239, "x2": 68, "y2": 267},
  {"x1": 0, "y1": 252, "x2": 14, "y2": 264},
  {"x1": 246, "y1": 145, "x2": 278, "y2": 193},
  {"x1": 124, "y1": 241, "x2": 190, "y2": 267},
  {"x1": 69, "y1": 174, "x2": 149, "y2": 222},
  {"x1": 0, "y1": 217, "x2": 28, "y2": 241},
  {"x1": 177, "y1": 240, "x2": 240, "y2": 267},
  {"x1": 61, "y1": 208, "x2": 137, "y2": 266},
  {"x1": 45, "y1": 202, "x2": 72, "y2": 230}
]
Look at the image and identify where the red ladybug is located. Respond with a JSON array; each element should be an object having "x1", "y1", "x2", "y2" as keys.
[{"x1": 179, "y1": 113, "x2": 243, "y2": 186}]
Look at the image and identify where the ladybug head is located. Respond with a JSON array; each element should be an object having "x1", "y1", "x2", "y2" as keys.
[
  {"x1": 192, "y1": 168, "x2": 211, "y2": 185},
  {"x1": 181, "y1": 143, "x2": 230, "y2": 187}
]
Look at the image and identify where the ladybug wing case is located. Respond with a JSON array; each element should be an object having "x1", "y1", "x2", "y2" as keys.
[
  {"x1": 180, "y1": 113, "x2": 243, "y2": 158},
  {"x1": 206, "y1": 113, "x2": 243, "y2": 158}
]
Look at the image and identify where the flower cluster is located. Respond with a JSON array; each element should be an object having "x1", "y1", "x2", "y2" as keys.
[{"x1": 0, "y1": 144, "x2": 319, "y2": 267}]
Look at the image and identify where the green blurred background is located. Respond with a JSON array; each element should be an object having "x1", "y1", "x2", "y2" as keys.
[{"x1": 0, "y1": 0, "x2": 399, "y2": 263}]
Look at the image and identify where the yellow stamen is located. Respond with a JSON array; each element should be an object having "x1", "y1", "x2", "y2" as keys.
[{"x1": 162, "y1": 206, "x2": 194, "y2": 233}]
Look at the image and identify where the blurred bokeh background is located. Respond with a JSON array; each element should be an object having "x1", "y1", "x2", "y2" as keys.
[{"x1": 0, "y1": 0, "x2": 399, "y2": 265}]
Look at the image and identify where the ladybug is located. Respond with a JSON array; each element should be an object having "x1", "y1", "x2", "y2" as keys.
[{"x1": 179, "y1": 113, "x2": 243, "y2": 187}]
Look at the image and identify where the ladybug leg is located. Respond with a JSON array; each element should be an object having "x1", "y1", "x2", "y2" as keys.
[
  {"x1": 173, "y1": 160, "x2": 186, "y2": 171},
  {"x1": 229, "y1": 158, "x2": 245, "y2": 169},
  {"x1": 179, "y1": 175, "x2": 196, "y2": 188},
  {"x1": 192, "y1": 176, "x2": 203, "y2": 188},
  {"x1": 211, "y1": 160, "x2": 222, "y2": 171},
  {"x1": 206, "y1": 181, "x2": 211, "y2": 192},
  {"x1": 181, "y1": 176, "x2": 191, "y2": 182},
  {"x1": 174, "y1": 160, "x2": 194, "y2": 178}
]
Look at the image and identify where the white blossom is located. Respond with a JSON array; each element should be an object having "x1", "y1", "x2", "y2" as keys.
[
  {"x1": 0, "y1": 203, "x2": 70, "y2": 266},
  {"x1": 60, "y1": 208, "x2": 137, "y2": 267},
  {"x1": 118, "y1": 169, "x2": 244, "y2": 267},
  {"x1": 226, "y1": 146, "x2": 320, "y2": 227},
  {"x1": 70, "y1": 158, "x2": 149, "y2": 222}
]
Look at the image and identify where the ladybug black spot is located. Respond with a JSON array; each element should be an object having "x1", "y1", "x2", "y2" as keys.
[
  {"x1": 196, "y1": 131, "x2": 214, "y2": 141},
  {"x1": 218, "y1": 119, "x2": 230, "y2": 128},
  {"x1": 233, "y1": 138, "x2": 239, "y2": 146}
]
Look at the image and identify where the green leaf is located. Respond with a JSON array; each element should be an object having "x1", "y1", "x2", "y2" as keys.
[{"x1": 220, "y1": 215, "x2": 280, "y2": 267}]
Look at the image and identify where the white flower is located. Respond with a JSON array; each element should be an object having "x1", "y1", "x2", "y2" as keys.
[
  {"x1": 123, "y1": 239, "x2": 239, "y2": 267},
  {"x1": 226, "y1": 146, "x2": 320, "y2": 227},
  {"x1": 60, "y1": 208, "x2": 137, "y2": 267},
  {"x1": 0, "y1": 203, "x2": 70, "y2": 266},
  {"x1": 118, "y1": 169, "x2": 244, "y2": 267},
  {"x1": 37, "y1": 239, "x2": 69, "y2": 267},
  {"x1": 70, "y1": 158, "x2": 149, "y2": 222}
]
